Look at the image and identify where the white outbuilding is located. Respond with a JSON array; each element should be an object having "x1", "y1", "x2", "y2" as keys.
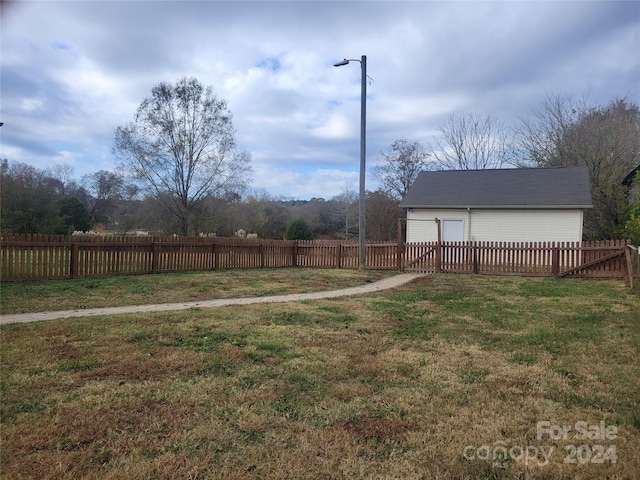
[{"x1": 399, "y1": 167, "x2": 593, "y2": 243}]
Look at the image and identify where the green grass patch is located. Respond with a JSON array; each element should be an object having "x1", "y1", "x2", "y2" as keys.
[
  {"x1": 261, "y1": 304, "x2": 357, "y2": 329},
  {"x1": 173, "y1": 326, "x2": 247, "y2": 351},
  {"x1": 460, "y1": 367, "x2": 490, "y2": 384},
  {"x1": 58, "y1": 355, "x2": 101, "y2": 372}
]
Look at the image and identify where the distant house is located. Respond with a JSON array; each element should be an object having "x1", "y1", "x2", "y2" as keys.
[{"x1": 399, "y1": 167, "x2": 593, "y2": 243}]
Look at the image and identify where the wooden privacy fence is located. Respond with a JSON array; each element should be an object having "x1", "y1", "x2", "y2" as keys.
[
  {"x1": 0, "y1": 235, "x2": 399, "y2": 281},
  {"x1": 0, "y1": 234, "x2": 636, "y2": 284},
  {"x1": 1, "y1": 235, "x2": 289, "y2": 280}
]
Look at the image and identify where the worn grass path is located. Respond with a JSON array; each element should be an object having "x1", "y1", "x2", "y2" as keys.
[{"x1": 0, "y1": 273, "x2": 424, "y2": 325}]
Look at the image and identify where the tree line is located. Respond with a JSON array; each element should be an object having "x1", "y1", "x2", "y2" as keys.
[
  {"x1": 1, "y1": 77, "x2": 638, "y2": 242},
  {"x1": 0, "y1": 161, "x2": 399, "y2": 240},
  {"x1": 0, "y1": 152, "x2": 401, "y2": 240}
]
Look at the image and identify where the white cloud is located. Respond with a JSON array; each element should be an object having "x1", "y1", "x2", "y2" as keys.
[
  {"x1": 311, "y1": 113, "x2": 356, "y2": 140},
  {"x1": 1, "y1": 0, "x2": 638, "y2": 199},
  {"x1": 252, "y1": 162, "x2": 360, "y2": 199}
]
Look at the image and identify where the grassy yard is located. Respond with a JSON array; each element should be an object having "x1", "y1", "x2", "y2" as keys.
[
  {"x1": 1, "y1": 271, "x2": 639, "y2": 479},
  {"x1": 0, "y1": 269, "x2": 394, "y2": 314}
]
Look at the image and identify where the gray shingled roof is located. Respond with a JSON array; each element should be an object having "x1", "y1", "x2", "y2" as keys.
[{"x1": 399, "y1": 167, "x2": 593, "y2": 209}]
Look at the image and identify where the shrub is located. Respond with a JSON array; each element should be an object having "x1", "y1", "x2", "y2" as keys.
[{"x1": 285, "y1": 218, "x2": 314, "y2": 240}]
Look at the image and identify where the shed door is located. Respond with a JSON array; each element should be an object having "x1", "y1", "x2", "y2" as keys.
[{"x1": 442, "y1": 220, "x2": 464, "y2": 242}]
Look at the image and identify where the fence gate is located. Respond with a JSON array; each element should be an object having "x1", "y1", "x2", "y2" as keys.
[{"x1": 557, "y1": 240, "x2": 629, "y2": 278}]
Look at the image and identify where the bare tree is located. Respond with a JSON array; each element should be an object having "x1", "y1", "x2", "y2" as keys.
[
  {"x1": 366, "y1": 189, "x2": 400, "y2": 241},
  {"x1": 511, "y1": 93, "x2": 585, "y2": 168},
  {"x1": 372, "y1": 138, "x2": 430, "y2": 200},
  {"x1": 431, "y1": 112, "x2": 510, "y2": 170},
  {"x1": 514, "y1": 95, "x2": 640, "y2": 239},
  {"x1": 48, "y1": 163, "x2": 75, "y2": 195},
  {"x1": 114, "y1": 77, "x2": 251, "y2": 235},
  {"x1": 81, "y1": 170, "x2": 125, "y2": 227},
  {"x1": 331, "y1": 181, "x2": 357, "y2": 239}
]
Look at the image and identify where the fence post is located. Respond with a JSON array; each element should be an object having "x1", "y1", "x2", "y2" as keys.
[
  {"x1": 212, "y1": 242, "x2": 218, "y2": 271},
  {"x1": 337, "y1": 243, "x2": 342, "y2": 269},
  {"x1": 397, "y1": 218, "x2": 403, "y2": 271},
  {"x1": 552, "y1": 246, "x2": 560, "y2": 276},
  {"x1": 152, "y1": 239, "x2": 159, "y2": 274},
  {"x1": 70, "y1": 240, "x2": 79, "y2": 279},
  {"x1": 626, "y1": 245, "x2": 635, "y2": 289},
  {"x1": 435, "y1": 219, "x2": 442, "y2": 273},
  {"x1": 292, "y1": 242, "x2": 298, "y2": 268},
  {"x1": 260, "y1": 243, "x2": 265, "y2": 268},
  {"x1": 473, "y1": 243, "x2": 478, "y2": 274}
]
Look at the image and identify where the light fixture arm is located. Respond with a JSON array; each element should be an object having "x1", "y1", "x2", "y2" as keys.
[{"x1": 333, "y1": 58, "x2": 361, "y2": 67}]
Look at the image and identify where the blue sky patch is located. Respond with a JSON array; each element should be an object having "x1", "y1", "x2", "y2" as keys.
[
  {"x1": 256, "y1": 57, "x2": 281, "y2": 72},
  {"x1": 51, "y1": 41, "x2": 70, "y2": 51}
]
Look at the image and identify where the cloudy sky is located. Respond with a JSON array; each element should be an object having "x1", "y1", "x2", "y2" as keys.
[{"x1": 1, "y1": 1, "x2": 638, "y2": 199}]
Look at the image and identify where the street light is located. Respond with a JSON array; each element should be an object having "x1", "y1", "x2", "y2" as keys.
[{"x1": 334, "y1": 55, "x2": 367, "y2": 268}]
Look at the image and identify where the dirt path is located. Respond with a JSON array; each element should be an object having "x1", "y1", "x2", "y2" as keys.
[{"x1": 0, "y1": 273, "x2": 424, "y2": 325}]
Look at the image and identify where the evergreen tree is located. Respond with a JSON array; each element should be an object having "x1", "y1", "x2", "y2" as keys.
[
  {"x1": 59, "y1": 196, "x2": 91, "y2": 233},
  {"x1": 285, "y1": 218, "x2": 314, "y2": 240}
]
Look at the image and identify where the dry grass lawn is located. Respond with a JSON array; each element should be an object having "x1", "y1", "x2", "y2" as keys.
[{"x1": 1, "y1": 270, "x2": 639, "y2": 479}]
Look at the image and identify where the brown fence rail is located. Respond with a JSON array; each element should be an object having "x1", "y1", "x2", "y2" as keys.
[{"x1": 0, "y1": 234, "x2": 635, "y2": 283}]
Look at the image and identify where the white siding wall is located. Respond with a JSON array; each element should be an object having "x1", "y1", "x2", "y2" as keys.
[
  {"x1": 406, "y1": 208, "x2": 584, "y2": 243},
  {"x1": 406, "y1": 209, "x2": 469, "y2": 242}
]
